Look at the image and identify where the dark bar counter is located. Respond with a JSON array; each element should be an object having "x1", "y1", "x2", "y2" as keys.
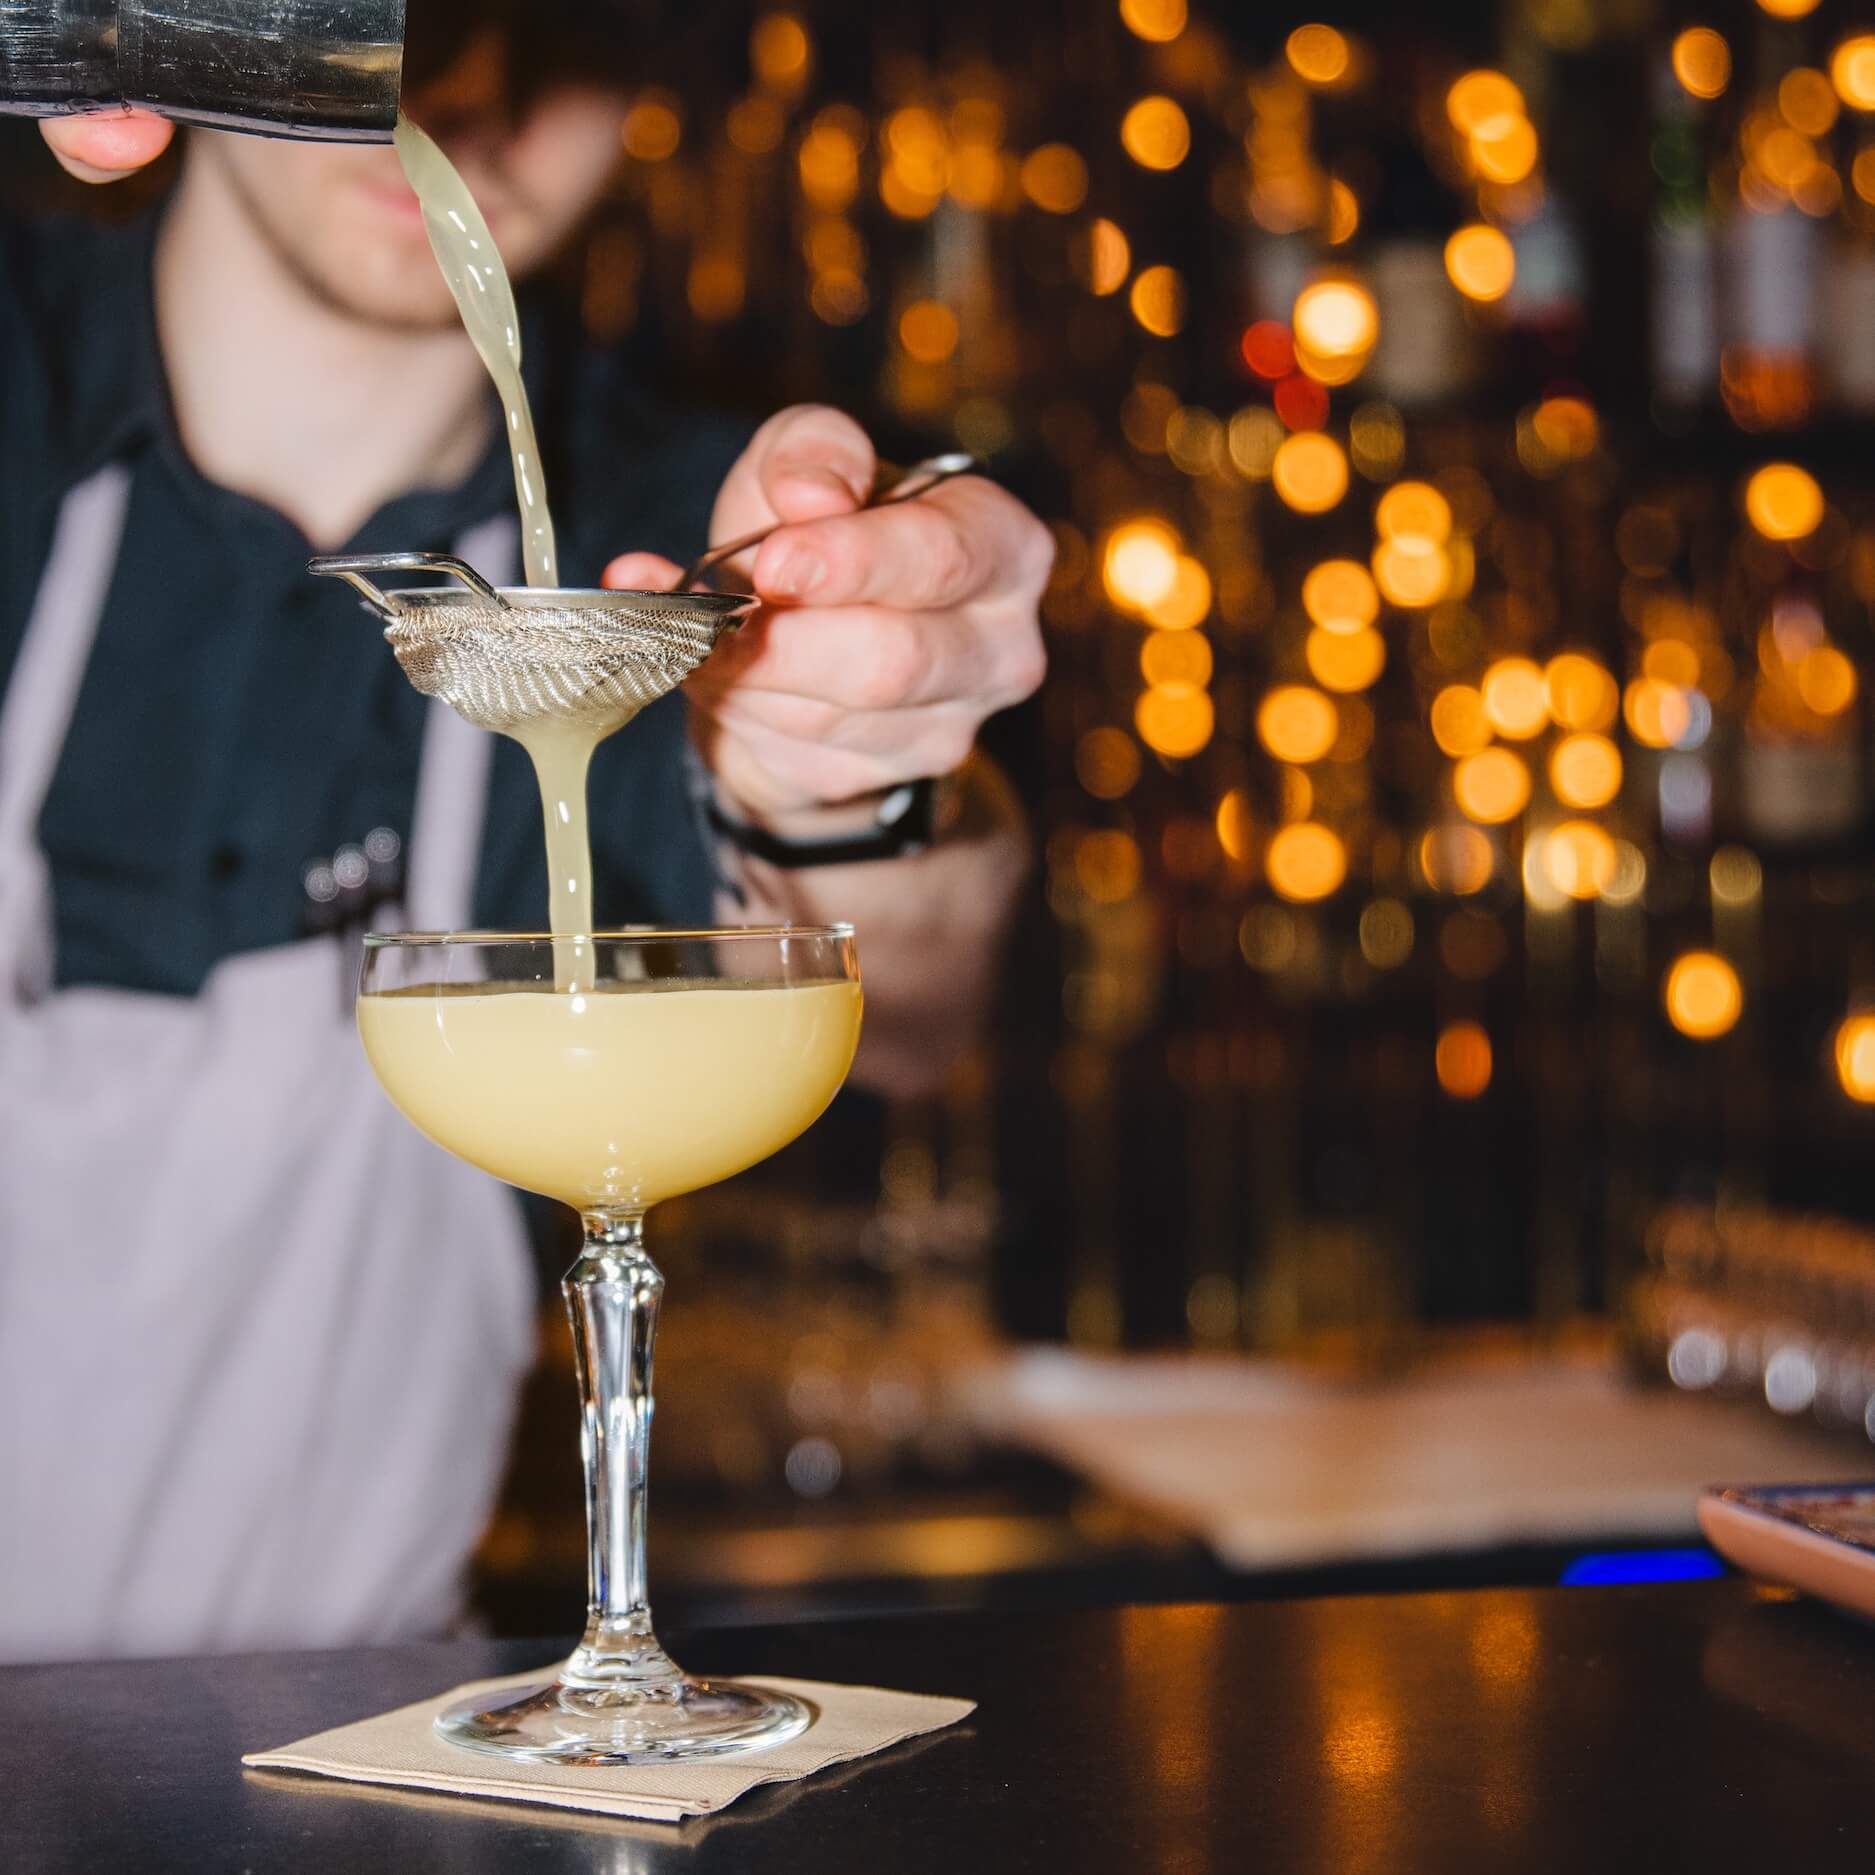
[{"x1": 8, "y1": 1581, "x2": 1875, "y2": 1872}]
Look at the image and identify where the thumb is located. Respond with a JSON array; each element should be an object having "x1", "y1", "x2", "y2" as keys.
[
  {"x1": 42, "y1": 112, "x2": 174, "y2": 184},
  {"x1": 602, "y1": 552, "x2": 684, "y2": 592}
]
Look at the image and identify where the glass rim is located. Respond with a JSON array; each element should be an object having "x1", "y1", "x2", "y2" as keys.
[{"x1": 362, "y1": 924, "x2": 856, "y2": 948}]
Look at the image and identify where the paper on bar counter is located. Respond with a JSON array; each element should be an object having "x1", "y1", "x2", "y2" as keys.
[
  {"x1": 969, "y1": 1346, "x2": 1855, "y2": 1568},
  {"x1": 244, "y1": 1671, "x2": 973, "y2": 1822}
]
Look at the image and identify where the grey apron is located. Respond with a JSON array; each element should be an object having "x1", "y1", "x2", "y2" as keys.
[{"x1": 0, "y1": 469, "x2": 535, "y2": 1661}]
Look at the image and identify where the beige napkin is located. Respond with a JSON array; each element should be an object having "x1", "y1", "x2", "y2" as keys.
[{"x1": 243, "y1": 1669, "x2": 974, "y2": 1822}]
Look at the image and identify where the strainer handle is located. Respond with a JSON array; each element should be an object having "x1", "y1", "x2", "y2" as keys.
[
  {"x1": 308, "y1": 552, "x2": 510, "y2": 617},
  {"x1": 680, "y1": 451, "x2": 982, "y2": 591}
]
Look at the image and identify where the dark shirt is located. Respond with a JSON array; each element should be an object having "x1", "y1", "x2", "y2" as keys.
[{"x1": 0, "y1": 209, "x2": 749, "y2": 995}]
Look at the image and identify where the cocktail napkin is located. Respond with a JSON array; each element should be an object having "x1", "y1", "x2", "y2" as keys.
[{"x1": 243, "y1": 1669, "x2": 974, "y2": 1822}]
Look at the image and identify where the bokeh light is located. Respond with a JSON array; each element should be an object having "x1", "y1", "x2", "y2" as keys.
[
  {"x1": 1471, "y1": 115, "x2": 1538, "y2": 185},
  {"x1": 1121, "y1": 96, "x2": 1192, "y2": 171},
  {"x1": 1834, "y1": 1014, "x2": 1875, "y2": 1102},
  {"x1": 1420, "y1": 823, "x2": 1494, "y2": 894},
  {"x1": 1129, "y1": 265, "x2": 1187, "y2": 336},
  {"x1": 1292, "y1": 280, "x2": 1379, "y2": 383},
  {"x1": 1664, "y1": 951, "x2": 1744, "y2": 1041},
  {"x1": 1021, "y1": 144, "x2": 1089, "y2": 213},
  {"x1": 1088, "y1": 219, "x2": 1131, "y2": 295},
  {"x1": 1215, "y1": 789, "x2": 1254, "y2": 863},
  {"x1": 1266, "y1": 822, "x2": 1348, "y2": 903},
  {"x1": 1446, "y1": 71, "x2": 1525, "y2": 137},
  {"x1": 1672, "y1": 28, "x2": 1730, "y2": 100},
  {"x1": 1549, "y1": 733, "x2": 1624, "y2": 809},
  {"x1": 1545, "y1": 653, "x2": 1618, "y2": 731},
  {"x1": 1303, "y1": 559, "x2": 1380, "y2": 634},
  {"x1": 1756, "y1": 0, "x2": 1819, "y2": 19},
  {"x1": 1797, "y1": 645, "x2": 1858, "y2": 714},
  {"x1": 1454, "y1": 748, "x2": 1532, "y2": 824},
  {"x1": 1436, "y1": 1022, "x2": 1493, "y2": 1099},
  {"x1": 1360, "y1": 898, "x2": 1415, "y2": 968},
  {"x1": 1120, "y1": 0, "x2": 1187, "y2": 43},
  {"x1": 1373, "y1": 538, "x2": 1450, "y2": 607},
  {"x1": 1286, "y1": 24, "x2": 1350, "y2": 87},
  {"x1": 1075, "y1": 829, "x2": 1142, "y2": 902},
  {"x1": 1445, "y1": 225, "x2": 1516, "y2": 302},
  {"x1": 1624, "y1": 677, "x2": 1694, "y2": 749},
  {"x1": 1542, "y1": 820, "x2": 1617, "y2": 900},
  {"x1": 1375, "y1": 481, "x2": 1453, "y2": 544},
  {"x1": 1140, "y1": 628, "x2": 1213, "y2": 688},
  {"x1": 1272, "y1": 433, "x2": 1350, "y2": 513},
  {"x1": 622, "y1": 94, "x2": 683, "y2": 162},
  {"x1": 1257, "y1": 685, "x2": 1340, "y2": 764},
  {"x1": 1744, "y1": 463, "x2": 1825, "y2": 541},
  {"x1": 1075, "y1": 727, "x2": 1141, "y2": 800},
  {"x1": 1430, "y1": 684, "x2": 1491, "y2": 758},
  {"x1": 1135, "y1": 683, "x2": 1215, "y2": 758},
  {"x1": 899, "y1": 299, "x2": 959, "y2": 364},
  {"x1": 1103, "y1": 519, "x2": 1180, "y2": 610},
  {"x1": 1833, "y1": 36, "x2": 1875, "y2": 111},
  {"x1": 1306, "y1": 626, "x2": 1387, "y2": 693},
  {"x1": 1481, "y1": 658, "x2": 1549, "y2": 739}
]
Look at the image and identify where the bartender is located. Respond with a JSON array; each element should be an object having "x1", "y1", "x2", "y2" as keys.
[{"x1": 0, "y1": 4, "x2": 1048, "y2": 1661}]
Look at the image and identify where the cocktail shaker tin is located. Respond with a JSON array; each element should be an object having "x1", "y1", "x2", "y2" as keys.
[{"x1": 0, "y1": 0, "x2": 405, "y2": 141}]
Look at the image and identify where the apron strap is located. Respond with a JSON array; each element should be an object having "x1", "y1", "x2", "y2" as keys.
[
  {"x1": 402, "y1": 514, "x2": 520, "y2": 933},
  {"x1": 0, "y1": 467, "x2": 134, "y2": 852}
]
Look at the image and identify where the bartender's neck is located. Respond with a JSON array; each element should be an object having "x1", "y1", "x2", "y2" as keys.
[{"x1": 153, "y1": 145, "x2": 494, "y2": 550}]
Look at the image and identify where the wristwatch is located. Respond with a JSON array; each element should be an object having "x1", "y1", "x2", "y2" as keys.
[{"x1": 706, "y1": 778, "x2": 943, "y2": 869}]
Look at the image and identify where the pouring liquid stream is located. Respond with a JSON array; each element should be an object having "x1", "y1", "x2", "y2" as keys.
[{"x1": 396, "y1": 113, "x2": 608, "y2": 990}]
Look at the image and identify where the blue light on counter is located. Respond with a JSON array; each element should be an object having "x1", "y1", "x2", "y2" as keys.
[{"x1": 1559, "y1": 1548, "x2": 1725, "y2": 1587}]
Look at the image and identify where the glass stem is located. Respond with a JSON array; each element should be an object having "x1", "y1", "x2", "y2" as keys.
[{"x1": 562, "y1": 1210, "x2": 681, "y2": 1690}]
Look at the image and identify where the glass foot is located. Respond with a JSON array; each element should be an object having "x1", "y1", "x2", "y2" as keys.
[{"x1": 434, "y1": 1672, "x2": 812, "y2": 1766}]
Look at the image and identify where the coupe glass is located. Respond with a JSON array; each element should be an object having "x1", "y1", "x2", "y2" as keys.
[{"x1": 357, "y1": 927, "x2": 862, "y2": 1765}]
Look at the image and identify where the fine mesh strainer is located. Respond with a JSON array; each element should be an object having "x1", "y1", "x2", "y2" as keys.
[
  {"x1": 307, "y1": 554, "x2": 758, "y2": 737},
  {"x1": 309, "y1": 452, "x2": 978, "y2": 737}
]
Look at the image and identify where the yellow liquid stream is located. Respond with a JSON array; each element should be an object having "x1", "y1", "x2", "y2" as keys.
[
  {"x1": 395, "y1": 114, "x2": 558, "y2": 589},
  {"x1": 358, "y1": 979, "x2": 863, "y2": 1212}
]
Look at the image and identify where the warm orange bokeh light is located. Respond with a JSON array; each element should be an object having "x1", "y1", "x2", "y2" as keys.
[
  {"x1": 1481, "y1": 658, "x2": 1549, "y2": 739},
  {"x1": 1075, "y1": 829, "x2": 1142, "y2": 903},
  {"x1": 1375, "y1": 480, "x2": 1453, "y2": 544},
  {"x1": 1303, "y1": 559, "x2": 1380, "y2": 633},
  {"x1": 1454, "y1": 748, "x2": 1531, "y2": 825},
  {"x1": 1672, "y1": 28, "x2": 1730, "y2": 100},
  {"x1": 1664, "y1": 950, "x2": 1743, "y2": 1041},
  {"x1": 1445, "y1": 225, "x2": 1516, "y2": 302},
  {"x1": 1272, "y1": 433, "x2": 1350, "y2": 513},
  {"x1": 1215, "y1": 788, "x2": 1254, "y2": 863},
  {"x1": 1103, "y1": 519, "x2": 1180, "y2": 610},
  {"x1": 1372, "y1": 538, "x2": 1450, "y2": 607},
  {"x1": 1549, "y1": 733, "x2": 1624, "y2": 809},
  {"x1": 1135, "y1": 682, "x2": 1215, "y2": 758},
  {"x1": 1756, "y1": 0, "x2": 1819, "y2": 20},
  {"x1": 1129, "y1": 265, "x2": 1187, "y2": 336},
  {"x1": 1624, "y1": 677, "x2": 1693, "y2": 749},
  {"x1": 1021, "y1": 143, "x2": 1089, "y2": 213},
  {"x1": 1120, "y1": 0, "x2": 1188, "y2": 43},
  {"x1": 1121, "y1": 95, "x2": 1192, "y2": 171},
  {"x1": 1835, "y1": 1013, "x2": 1875, "y2": 1102},
  {"x1": 1471, "y1": 115, "x2": 1538, "y2": 184},
  {"x1": 1306, "y1": 626, "x2": 1387, "y2": 693},
  {"x1": 1447, "y1": 71, "x2": 1525, "y2": 137},
  {"x1": 899, "y1": 299, "x2": 959, "y2": 363},
  {"x1": 1430, "y1": 685, "x2": 1492, "y2": 758},
  {"x1": 1266, "y1": 822, "x2": 1348, "y2": 903},
  {"x1": 1542, "y1": 820, "x2": 1617, "y2": 900},
  {"x1": 1293, "y1": 279, "x2": 1379, "y2": 373},
  {"x1": 1798, "y1": 644, "x2": 1858, "y2": 714},
  {"x1": 1089, "y1": 219, "x2": 1131, "y2": 295},
  {"x1": 1833, "y1": 36, "x2": 1875, "y2": 111},
  {"x1": 1144, "y1": 555, "x2": 1213, "y2": 631},
  {"x1": 1544, "y1": 652, "x2": 1618, "y2": 731},
  {"x1": 1744, "y1": 463, "x2": 1825, "y2": 541},
  {"x1": 1075, "y1": 727, "x2": 1141, "y2": 800},
  {"x1": 1436, "y1": 1021, "x2": 1493, "y2": 1099},
  {"x1": 1140, "y1": 628, "x2": 1213, "y2": 688},
  {"x1": 1257, "y1": 685, "x2": 1340, "y2": 764},
  {"x1": 1286, "y1": 23, "x2": 1351, "y2": 86},
  {"x1": 1419, "y1": 823, "x2": 1494, "y2": 894}
]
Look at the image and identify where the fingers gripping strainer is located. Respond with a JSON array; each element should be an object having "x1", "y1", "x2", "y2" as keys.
[{"x1": 307, "y1": 554, "x2": 757, "y2": 737}]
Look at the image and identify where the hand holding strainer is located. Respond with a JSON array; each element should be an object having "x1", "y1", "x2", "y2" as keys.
[{"x1": 310, "y1": 453, "x2": 980, "y2": 738}]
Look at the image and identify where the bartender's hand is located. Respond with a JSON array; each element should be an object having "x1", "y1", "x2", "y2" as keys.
[
  {"x1": 603, "y1": 406, "x2": 1050, "y2": 833},
  {"x1": 41, "y1": 111, "x2": 174, "y2": 183}
]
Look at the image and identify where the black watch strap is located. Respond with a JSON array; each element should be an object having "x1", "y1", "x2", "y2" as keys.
[{"x1": 707, "y1": 779, "x2": 939, "y2": 869}]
